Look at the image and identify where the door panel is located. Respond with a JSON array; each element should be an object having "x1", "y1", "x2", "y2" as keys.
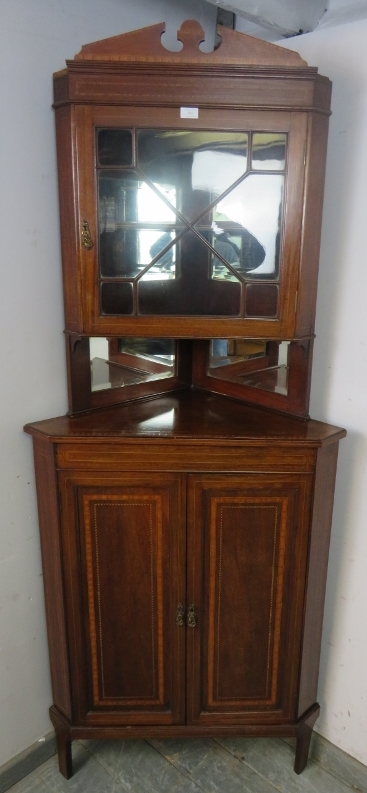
[
  {"x1": 59, "y1": 471, "x2": 186, "y2": 725},
  {"x1": 187, "y1": 473, "x2": 312, "y2": 725}
]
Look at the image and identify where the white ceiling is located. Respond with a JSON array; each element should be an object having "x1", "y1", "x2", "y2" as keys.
[{"x1": 202, "y1": 0, "x2": 367, "y2": 41}]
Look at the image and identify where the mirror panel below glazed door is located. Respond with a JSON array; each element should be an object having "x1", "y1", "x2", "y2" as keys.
[
  {"x1": 208, "y1": 339, "x2": 290, "y2": 396},
  {"x1": 90, "y1": 337, "x2": 176, "y2": 392}
]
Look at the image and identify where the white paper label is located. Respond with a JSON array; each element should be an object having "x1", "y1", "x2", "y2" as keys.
[{"x1": 180, "y1": 107, "x2": 199, "y2": 119}]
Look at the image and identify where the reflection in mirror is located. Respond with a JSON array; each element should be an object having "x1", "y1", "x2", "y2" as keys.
[
  {"x1": 207, "y1": 339, "x2": 289, "y2": 396},
  {"x1": 98, "y1": 172, "x2": 178, "y2": 277},
  {"x1": 89, "y1": 337, "x2": 176, "y2": 392},
  {"x1": 97, "y1": 129, "x2": 287, "y2": 315},
  {"x1": 252, "y1": 133, "x2": 286, "y2": 171},
  {"x1": 138, "y1": 230, "x2": 241, "y2": 316},
  {"x1": 213, "y1": 174, "x2": 283, "y2": 277},
  {"x1": 137, "y1": 130, "x2": 248, "y2": 220}
]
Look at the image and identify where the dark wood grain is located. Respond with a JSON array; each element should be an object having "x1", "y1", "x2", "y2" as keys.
[
  {"x1": 24, "y1": 390, "x2": 346, "y2": 444},
  {"x1": 297, "y1": 443, "x2": 340, "y2": 716},
  {"x1": 58, "y1": 470, "x2": 186, "y2": 725},
  {"x1": 31, "y1": 438, "x2": 72, "y2": 719},
  {"x1": 186, "y1": 473, "x2": 312, "y2": 725},
  {"x1": 73, "y1": 21, "x2": 308, "y2": 67}
]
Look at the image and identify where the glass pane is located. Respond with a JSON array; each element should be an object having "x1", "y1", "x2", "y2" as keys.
[
  {"x1": 214, "y1": 174, "x2": 284, "y2": 277},
  {"x1": 99, "y1": 173, "x2": 177, "y2": 228},
  {"x1": 90, "y1": 337, "x2": 175, "y2": 392},
  {"x1": 100, "y1": 228, "x2": 179, "y2": 279},
  {"x1": 252, "y1": 133, "x2": 286, "y2": 171},
  {"x1": 207, "y1": 339, "x2": 289, "y2": 395},
  {"x1": 137, "y1": 130, "x2": 248, "y2": 221},
  {"x1": 98, "y1": 129, "x2": 133, "y2": 166},
  {"x1": 195, "y1": 223, "x2": 266, "y2": 276},
  {"x1": 138, "y1": 230, "x2": 241, "y2": 316},
  {"x1": 101, "y1": 282, "x2": 133, "y2": 315},
  {"x1": 245, "y1": 284, "x2": 278, "y2": 317},
  {"x1": 99, "y1": 171, "x2": 180, "y2": 277}
]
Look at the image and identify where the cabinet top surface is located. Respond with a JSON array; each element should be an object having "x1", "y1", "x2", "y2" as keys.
[{"x1": 24, "y1": 391, "x2": 345, "y2": 445}]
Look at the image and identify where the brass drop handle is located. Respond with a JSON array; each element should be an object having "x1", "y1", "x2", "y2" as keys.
[
  {"x1": 176, "y1": 603, "x2": 185, "y2": 627},
  {"x1": 81, "y1": 220, "x2": 93, "y2": 249},
  {"x1": 187, "y1": 604, "x2": 197, "y2": 628}
]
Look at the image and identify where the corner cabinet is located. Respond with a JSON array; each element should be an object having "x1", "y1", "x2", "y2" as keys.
[
  {"x1": 25, "y1": 20, "x2": 345, "y2": 779},
  {"x1": 25, "y1": 394, "x2": 345, "y2": 778}
]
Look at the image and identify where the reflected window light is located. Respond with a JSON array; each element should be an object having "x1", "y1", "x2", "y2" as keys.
[
  {"x1": 137, "y1": 183, "x2": 177, "y2": 273},
  {"x1": 140, "y1": 409, "x2": 175, "y2": 429}
]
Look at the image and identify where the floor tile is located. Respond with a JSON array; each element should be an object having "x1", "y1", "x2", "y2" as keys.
[
  {"x1": 151, "y1": 738, "x2": 286, "y2": 793},
  {"x1": 83, "y1": 739, "x2": 202, "y2": 793},
  {"x1": 217, "y1": 737, "x2": 356, "y2": 793},
  {"x1": 7, "y1": 735, "x2": 365, "y2": 793}
]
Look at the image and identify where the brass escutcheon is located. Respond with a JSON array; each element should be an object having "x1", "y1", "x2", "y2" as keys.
[
  {"x1": 81, "y1": 220, "x2": 93, "y2": 249},
  {"x1": 176, "y1": 603, "x2": 185, "y2": 626},
  {"x1": 187, "y1": 604, "x2": 197, "y2": 628}
]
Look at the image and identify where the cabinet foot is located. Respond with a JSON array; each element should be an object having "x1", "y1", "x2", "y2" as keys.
[
  {"x1": 294, "y1": 704, "x2": 320, "y2": 774},
  {"x1": 49, "y1": 706, "x2": 73, "y2": 779},
  {"x1": 56, "y1": 732, "x2": 72, "y2": 779}
]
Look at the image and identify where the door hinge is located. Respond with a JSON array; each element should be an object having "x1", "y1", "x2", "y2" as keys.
[{"x1": 294, "y1": 290, "x2": 298, "y2": 313}]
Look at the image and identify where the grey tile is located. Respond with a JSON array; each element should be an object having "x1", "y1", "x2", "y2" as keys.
[
  {"x1": 83, "y1": 739, "x2": 202, "y2": 793},
  {"x1": 8, "y1": 734, "x2": 366, "y2": 793},
  {"x1": 7, "y1": 768, "x2": 50, "y2": 793},
  {"x1": 217, "y1": 737, "x2": 355, "y2": 793},
  {"x1": 151, "y1": 738, "x2": 285, "y2": 793},
  {"x1": 37, "y1": 744, "x2": 126, "y2": 793},
  {"x1": 149, "y1": 739, "x2": 217, "y2": 775}
]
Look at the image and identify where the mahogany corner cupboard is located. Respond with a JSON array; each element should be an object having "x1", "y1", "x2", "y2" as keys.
[{"x1": 24, "y1": 20, "x2": 346, "y2": 779}]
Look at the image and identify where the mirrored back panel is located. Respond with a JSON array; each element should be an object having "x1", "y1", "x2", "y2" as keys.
[
  {"x1": 208, "y1": 339, "x2": 289, "y2": 396},
  {"x1": 97, "y1": 129, "x2": 286, "y2": 319},
  {"x1": 90, "y1": 337, "x2": 176, "y2": 392},
  {"x1": 191, "y1": 338, "x2": 313, "y2": 418}
]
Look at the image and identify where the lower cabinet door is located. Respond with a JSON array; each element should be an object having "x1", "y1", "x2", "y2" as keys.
[
  {"x1": 59, "y1": 471, "x2": 186, "y2": 725},
  {"x1": 187, "y1": 473, "x2": 312, "y2": 725}
]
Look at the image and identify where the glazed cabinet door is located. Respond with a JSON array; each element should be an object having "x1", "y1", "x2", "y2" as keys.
[
  {"x1": 65, "y1": 103, "x2": 307, "y2": 338},
  {"x1": 187, "y1": 473, "x2": 312, "y2": 725},
  {"x1": 58, "y1": 470, "x2": 186, "y2": 726}
]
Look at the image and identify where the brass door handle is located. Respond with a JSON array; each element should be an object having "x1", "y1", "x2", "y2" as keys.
[
  {"x1": 81, "y1": 220, "x2": 93, "y2": 249},
  {"x1": 176, "y1": 603, "x2": 185, "y2": 626},
  {"x1": 187, "y1": 604, "x2": 197, "y2": 628}
]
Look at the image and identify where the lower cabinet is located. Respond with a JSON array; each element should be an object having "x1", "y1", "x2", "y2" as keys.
[
  {"x1": 58, "y1": 469, "x2": 311, "y2": 728},
  {"x1": 26, "y1": 399, "x2": 344, "y2": 780}
]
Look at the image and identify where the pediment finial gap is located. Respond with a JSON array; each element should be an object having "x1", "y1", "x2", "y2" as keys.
[{"x1": 175, "y1": 20, "x2": 207, "y2": 55}]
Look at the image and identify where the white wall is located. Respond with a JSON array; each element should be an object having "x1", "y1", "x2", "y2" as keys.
[
  {"x1": 1, "y1": 0, "x2": 367, "y2": 771},
  {"x1": 281, "y1": 21, "x2": 367, "y2": 765},
  {"x1": 0, "y1": 0, "x2": 216, "y2": 767}
]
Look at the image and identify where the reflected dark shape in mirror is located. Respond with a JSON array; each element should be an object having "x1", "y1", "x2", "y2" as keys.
[
  {"x1": 98, "y1": 129, "x2": 133, "y2": 166},
  {"x1": 213, "y1": 174, "x2": 284, "y2": 277},
  {"x1": 207, "y1": 339, "x2": 289, "y2": 396},
  {"x1": 252, "y1": 133, "x2": 286, "y2": 171},
  {"x1": 138, "y1": 230, "x2": 241, "y2": 315},
  {"x1": 196, "y1": 222, "x2": 266, "y2": 277}
]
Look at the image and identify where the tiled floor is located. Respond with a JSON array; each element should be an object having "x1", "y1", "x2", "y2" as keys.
[{"x1": 7, "y1": 737, "x2": 365, "y2": 793}]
